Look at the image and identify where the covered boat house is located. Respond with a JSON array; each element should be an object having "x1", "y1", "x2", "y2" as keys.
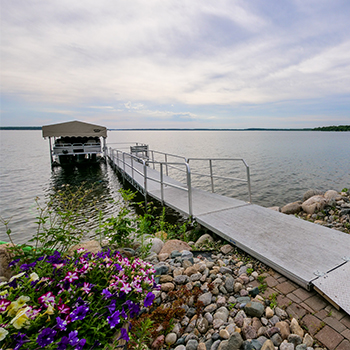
[{"x1": 42, "y1": 120, "x2": 107, "y2": 166}]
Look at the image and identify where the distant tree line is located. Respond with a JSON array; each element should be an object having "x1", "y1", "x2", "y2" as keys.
[{"x1": 313, "y1": 125, "x2": 350, "y2": 132}]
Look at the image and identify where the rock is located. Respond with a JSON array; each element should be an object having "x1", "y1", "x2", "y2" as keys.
[
  {"x1": 159, "y1": 240, "x2": 192, "y2": 255},
  {"x1": 281, "y1": 201, "x2": 302, "y2": 214},
  {"x1": 303, "y1": 189, "x2": 323, "y2": 201},
  {"x1": 260, "y1": 340, "x2": 275, "y2": 350},
  {"x1": 226, "y1": 332, "x2": 243, "y2": 350},
  {"x1": 219, "y1": 329, "x2": 230, "y2": 340},
  {"x1": 302, "y1": 333, "x2": 313, "y2": 347},
  {"x1": 197, "y1": 343, "x2": 206, "y2": 350},
  {"x1": 152, "y1": 335, "x2": 164, "y2": 349},
  {"x1": 276, "y1": 321, "x2": 290, "y2": 340},
  {"x1": 265, "y1": 307, "x2": 274, "y2": 319},
  {"x1": 220, "y1": 244, "x2": 234, "y2": 255},
  {"x1": 244, "y1": 302, "x2": 265, "y2": 318},
  {"x1": 186, "y1": 339, "x2": 198, "y2": 350},
  {"x1": 69, "y1": 240, "x2": 101, "y2": 255},
  {"x1": 0, "y1": 243, "x2": 15, "y2": 279},
  {"x1": 161, "y1": 282, "x2": 175, "y2": 292},
  {"x1": 197, "y1": 317, "x2": 209, "y2": 334},
  {"x1": 275, "y1": 307, "x2": 288, "y2": 320},
  {"x1": 296, "y1": 345, "x2": 307, "y2": 350},
  {"x1": 242, "y1": 325, "x2": 257, "y2": 340},
  {"x1": 158, "y1": 253, "x2": 169, "y2": 261},
  {"x1": 165, "y1": 333, "x2": 177, "y2": 345},
  {"x1": 268, "y1": 206, "x2": 280, "y2": 212},
  {"x1": 324, "y1": 190, "x2": 340, "y2": 201},
  {"x1": 302, "y1": 195, "x2": 327, "y2": 215},
  {"x1": 198, "y1": 292, "x2": 213, "y2": 306},
  {"x1": 214, "y1": 307, "x2": 229, "y2": 322},
  {"x1": 195, "y1": 234, "x2": 214, "y2": 248},
  {"x1": 280, "y1": 341, "x2": 294, "y2": 350},
  {"x1": 270, "y1": 333, "x2": 283, "y2": 347},
  {"x1": 144, "y1": 237, "x2": 164, "y2": 254},
  {"x1": 288, "y1": 334, "x2": 302, "y2": 346},
  {"x1": 212, "y1": 339, "x2": 221, "y2": 350},
  {"x1": 174, "y1": 275, "x2": 189, "y2": 284},
  {"x1": 290, "y1": 318, "x2": 304, "y2": 338}
]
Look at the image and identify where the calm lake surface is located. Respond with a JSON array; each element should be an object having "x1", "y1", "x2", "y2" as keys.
[{"x1": 1, "y1": 130, "x2": 349, "y2": 244}]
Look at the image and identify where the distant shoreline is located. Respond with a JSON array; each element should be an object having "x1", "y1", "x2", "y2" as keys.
[{"x1": 1, "y1": 125, "x2": 349, "y2": 131}]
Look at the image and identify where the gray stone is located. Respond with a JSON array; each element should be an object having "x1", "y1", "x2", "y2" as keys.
[
  {"x1": 198, "y1": 292, "x2": 213, "y2": 306},
  {"x1": 270, "y1": 333, "x2": 283, "y2": 347},
  {"x1": 165, "y1": 332, "x2": 177, "y2": 345},
  {"x1": 303, "y1": 189, "x2": 323, "y2": 201},
  {"x1": 225, "y1": 276, "x2": 235, "y2": 293},
  {"x1": 174, "y1": 345, "x2": 186, "y2": 350},
  {"x1": 204, "y1": 339, "x2": 213, "y2": 350},
  {"x1": 281, "y1": 201, "x2": 302, "y2": 214},
  {"x1": 182, "y1": 250, "x2": 194, "y2": 260},
  {"x1": 296, "y1": 345, "x2": 307, "y2": 350},
  {"x1": 220, "y1": 244, "x2": 234, "y2": 255},
  {"x1": 186, "y1": 339, "x2": 198, "y2": 350},
  {"x1": 260, "y1": 340, "x2": 275, "y2": 350},
  {"x1": 144, "y1": 237, "x2": 164, "y2": 254},
  {"x1": 211, "y1": 339, "x2": 221, "y2": 350},
  {"x1": 242, "y1": 325, "x2": 257, "y2": 340},
  {"x1": 220, "y1": 266, "x2": 232, "y2": 274},
  {"x1": 174, "y1": 275, "x2": 189, "y2": 284},
  {"x1": 275, "y1": 307, "x2": 288, "y2": 320},
  {"x1": 302, "y1": 195, "x2": 327, "y2": 215},
  {"x1": 288, "y1": 334, "x2": 302, "y2": 346},
  {"x1": 197, "y1": 317, "x2": 209, "y2": 334},
  {"x1": 244, "y1": 301, "x2": 265, "y2": 318},
  {"x1": 227, "y1": 332, "x2": 243, "y2": 350},
  {"x1": 214, "y1": 307, "x2": 229, "y2": 322},
  {"x1": 280, "y1": 342, "x2": 294, "y2": 350},
  {"x1": 195, "y1": 234, "x2": 214, "y2": 248}
]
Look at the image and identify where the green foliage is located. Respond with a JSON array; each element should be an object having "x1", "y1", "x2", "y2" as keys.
[
  {"x1": 3, "y1": 184, "x2": 96, "y2": 263},
  {"x1": 129, "y1": 318, "x2": 154, "y2": 350},
  {"x1": 269, "y1": 293, "x2": 278, "y2": 309},
  {"x1": 246, "y1": 268, "x2": 254, "y2": 275},
  {"x1": 342, "y1": 188, "x2": 348, "y2": 192}
]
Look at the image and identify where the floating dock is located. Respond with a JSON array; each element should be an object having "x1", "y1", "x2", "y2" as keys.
[{"x1": 108, "y1": 146, "x2": 350, "y2": 315}]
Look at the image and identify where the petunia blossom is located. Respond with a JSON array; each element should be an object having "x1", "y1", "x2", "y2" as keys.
[
  {"x1": 107, "y1": 310, "x2": 120, "y2": 328},
  {"x1": 143, "y1": 292, "x2": 155, "y2": 307},
  {"x1": 0, "y1": 298, "x2": 11, "y2": 313},
  {"x1": 0, "y1": 327, "x2": 9, "y2": 341},
  {"x1": 70, "y1": 305, "x2": 89, "y2": 322},
  {"x1": 64, "y1": 271, "x2": 79, "y2": 283},
  {"x1": 38, "y1": 291, "x2": 55, "y2": 307},
  {"x1": 118, "y1": 327, "x2": 130, "y2": 342},
  {"x1": 36, "y1": 327, "x2": 57, "y2": 347},
  {"x1": 56, "y1": 316, "x2": 68, "y2": 330}
]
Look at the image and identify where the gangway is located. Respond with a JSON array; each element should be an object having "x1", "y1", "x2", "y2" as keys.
[{"x1": 107, "y1": 146, "x2": 350, "y2": 316}]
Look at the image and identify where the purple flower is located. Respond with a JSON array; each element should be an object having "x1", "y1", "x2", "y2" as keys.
[
  {"x1": 108, "y1": 299, "x2": 116, "y2": 314},
  {"x1": 8, "y1": 258, "x2": 20, "y2": 268},
  {"x1": 70, "y1": 305, "x2": 89, "y2": 322},
  {"x1": 101, "y1": 288, "x2": 112, "y2": 299},
  {"x1": 144, "y1": 292, "x2": 155, "y2": 307},
  {"x1": 73, "y1": 338, "x2": 86, "y2": 350},
  {"x1": 37, "y1": 327, "x2": 57, "y2": 347},
  {"x1": 68, "y1": 330, "x2": 79, "y2": 344},
  {"x1": 0, "y1": 298, "x2": 11, "y2": 312},
  {"x1": 114, "y1": 263, "x2": 122, "y2": 271},
  {"x1": 14, "y1": 332, "x2": 26, "y2": 350},
  {"x1": 57, "y1": 336, "x2": 69, "y2": 350},
  {"x1": 125, "y1": 300, "x2": 140, "y2": 318},
  {"x1": 20, "y1": 262, "x2": 36, "y2": 271},
  {"x1": 56, "y1": 316, "x2": 68, "y2": 330},
  {"x1": 118, "y1": 327, "x2": 130, "y2": 342},
  {"x1": 107, "y1": 310, "x2": 120, "y2": 328}
]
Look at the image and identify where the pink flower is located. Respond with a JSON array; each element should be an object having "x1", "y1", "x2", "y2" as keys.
[
  {"x1": 38, "y1": 292, "x2": 55, "y2": 307},
  {"x1": 58, "y1": 303, "x2": 70, "y2": 314},
  {"x1": 81, "y1": 282, "x2": 92, "y2": 294},
  {"x1": 64, "y1": 271, "x2": 79, "y2": 283},
  {"x1": 0, "y1": 299, "x2": 11, "y2": 313},
  {"x1": 120, "y1": 282, "x2": 131, "y2": 294}
]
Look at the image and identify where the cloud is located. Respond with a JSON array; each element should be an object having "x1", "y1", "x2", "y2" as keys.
[{"x1": 1, "y1": 0, "x2": 350, "y2": 127}]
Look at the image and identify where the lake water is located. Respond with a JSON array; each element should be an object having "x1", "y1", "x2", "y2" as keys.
[{"x1": 1, "y1": 130, "x2": 349, "y2": 244}]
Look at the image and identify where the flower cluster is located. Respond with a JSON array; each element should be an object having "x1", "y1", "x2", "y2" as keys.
[{"x1": 0, "y1": 248, "x2": 158, "y2": 349}]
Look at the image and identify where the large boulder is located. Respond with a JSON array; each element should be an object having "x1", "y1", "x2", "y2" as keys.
[
  {"x1": 301, "y1": 195, "x2": 327, "y2": 215},
  {"x1": 302, "y1": 189, "x2": 323, "y2": 202},
  {"x1": 281, "y1": 201, "x2": 302, "y2": 214},
  {"x1": 144, "y1": 237, "x2": 164, "y2": 254},
  {"x1": 0, "y1": 243, "x2": 15, "y2": 279},
  {"x1": 324, "y1": 190, "x2": 341, "y2": 201},
  {"x1": 159, "y1": 239, "x2": 191, "y2": 255},
  {"x1": 194, "y1": 234, "x2": 214, "y2": 248}
]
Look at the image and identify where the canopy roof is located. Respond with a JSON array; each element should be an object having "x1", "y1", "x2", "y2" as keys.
[{"x1": 42, "y1": 121, "x2": 107, "y2": 138}]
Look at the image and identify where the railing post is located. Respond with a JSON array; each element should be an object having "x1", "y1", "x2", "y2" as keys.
[
  {"x1": 131, "y1": 156, "x2": 134, "y2": 180},
  {"x1": 186, "y1": 162, "x2": 193, "y2": 217},
  {"x1": 246, "y1": 166, "x2": 252, "y2": 203},
  {"x1": 152, "y1": 151, "x2": 155, "y2": 169},
  {"x1": 209, "y1": 159, "x2": 214, "y2": 193},
  {"x1": 143, "y1": 160, "x2": 148, "y2": 205},
  {"x1": 160, "y1": 163, "x2": 164, "y2": 204},
  {"x1": 165, "y1": 154, "x2": 169, "y2": 176},
  {"x1": 122, "y1": 153, "x2": 126, "y2": 184}
]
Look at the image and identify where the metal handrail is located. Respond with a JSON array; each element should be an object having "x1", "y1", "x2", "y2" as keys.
[
  {"x1": 108, "y1": 147, "x2": 252, "y2": 216},
  {"x1": 109, "y1": 148, "x2": 193, "y2": 216},
  {"x1": 187, "y1": 157, "x2": 251, "y2": 203}
]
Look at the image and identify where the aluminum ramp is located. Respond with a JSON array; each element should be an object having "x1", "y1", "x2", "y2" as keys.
[{"x1": 108, "y1": 152, "x2": 350, "y2": 315}]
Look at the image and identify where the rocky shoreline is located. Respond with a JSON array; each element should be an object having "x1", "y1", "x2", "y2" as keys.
[
  {"x1": 138, "y1": 234, "x2": 350, "y2": 350},
  {"x1": 271, "y1": 189, "x2": 350, "y2": 234}
]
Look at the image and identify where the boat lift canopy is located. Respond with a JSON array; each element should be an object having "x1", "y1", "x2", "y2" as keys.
[
  {"x1": 42, "y1": 120, "x2": 107, "y2": 138},
  {"x1": 42, "y1": 120, "x2": 107, "y2": 166}
]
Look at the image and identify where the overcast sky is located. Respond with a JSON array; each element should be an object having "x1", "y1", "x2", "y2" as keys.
[{"x1": 1, "y1": 0, "x2": 350, "y2": 129}]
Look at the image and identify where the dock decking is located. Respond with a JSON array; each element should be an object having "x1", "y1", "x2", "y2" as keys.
[{"x1": 108, "y1": 149, "x2": 350, "y2": 315}]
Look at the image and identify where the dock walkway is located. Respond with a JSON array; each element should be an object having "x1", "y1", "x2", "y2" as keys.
[{"x1": 108, "y1": 148, "x2": 350, "y2": 315}]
